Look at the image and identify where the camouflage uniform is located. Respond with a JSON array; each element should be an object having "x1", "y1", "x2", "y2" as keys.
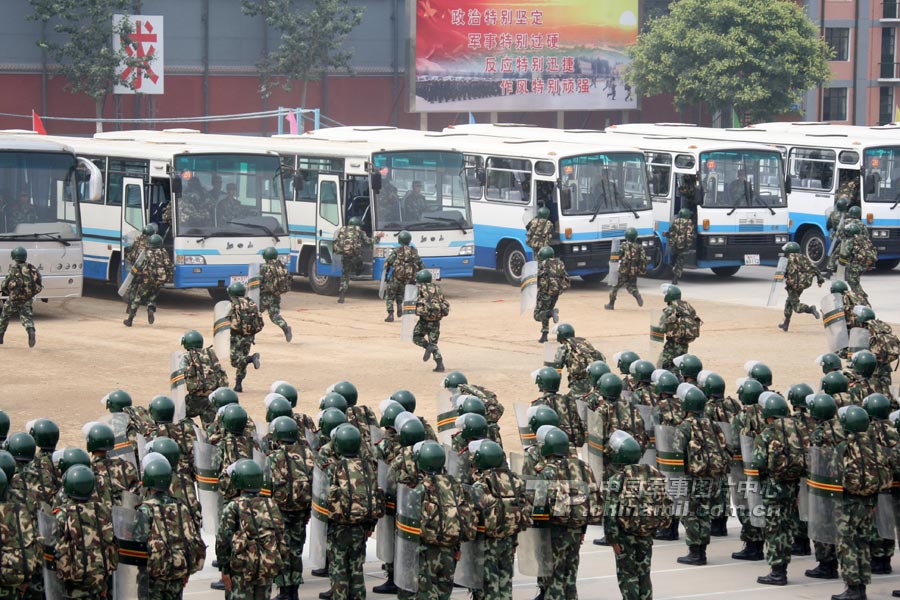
[
  {"x1": 866, "y1": 319, "x2": 900, "y2": 395},
  {"x1": 207, "y1": 413, "x2": 258, "y2": 448},
  {"x1": 267, "y1": 440, "x2": 315, "y2": 590},
  {"x1": 532, "y1": 391, "x2": 586, "y2": 448},
  {"x1": 259, "y1": 257, "x2": 291, "y2": 331},
  {"x1": 216, "y1": 494, "x2": 285, "y2": 600},
  {"x1": 591, "y1": 398, "x2": 650, "y2": 476},
  {"x1": 825, "y1": 207, "x2": 846, "y2": 273},
  {"x1": 848, "y1": 373, "x2": 879, "y2": 406},
  {"x1": 182, "y1": 347, "x2": 226, "y2": 428},
  {"x1": 137, "y1": 492, "x2": 203, "y2": 600},
  {"x1": 732, "y1": 406, "x2": 765, "y2": 544},
  {"x1": 526, "y1": 216, "x2": 554, "y2": 257},
  {"x1": 555, "y1": 337, "x2": 605, "y2": 396},
  {"x1": 53, "y1": 498, "x2": 118, "y2": 598},
  {"x1": 837, "y1": 229, "x2": 875, "y2": 299},
  {"x1": 125, "y1": 247, "x2": 173, "y2": 320},
  {"x1": 665, "y1": 216, "x2": 695, "y2": 282},
  {"x1": 0, "y1": 260, "x2": 41, "y2": 338},
  {"x1": 836, "y1": 180, "x2": 859, "y2": 206},
  {"x1": 809, "y1": 418, "x2": 845, "y2": 565},
  {"x1": 345, "y1": 405, "x2": 379, "y2": 458},
  {"x1": 90, "y1": 454, "x2": 141, "y2": 506},
  {"x1": 124, "y1": 232, "x2": 151, "y2": 265},
  {"x1": 19, "y1": 449, "x2": 60, "y2": 505},
  {"x1": 384, "y1": 245, "x2": 424, "y2": 316},
  {"x1": 867, "y1": 419, "x2": 899, "y2": 565},
  {"x1": 841, "y1": 288, "x2": 870, "y2": 331},
  {"x1": 535, "y1": 257, "x2": 569, "y2": 335},
  {"x1": 658, "y1": 299, "x2": 702, "y2": 371},
  {"x1": 413, "y1": 282, "x2": 447, "y2": 363},
  {"x1": 333, "y1": 224, "x2": 372, "y2": 294},
  {"x1": 151, "y1": 420, "x2": 198, "y2": 479},
  {"x1": 458, "y1": 384, "x2": 503, "y2": 447},
  {"x1": 608, "y1": 240, "x2": 647, "y2": 307},
  {"x1": 705, "y1": 395, "x2": 743, "y2": 521},
  {"x1": 676, "y1": 415, "x2": 729, "y2": 548},
  {"x1": 228, "y1": 296, "x2": 262, "y2": 385},
  {"x1": 6, "y1": 472, "x2": 43, "y2": 600},
  {"x1": 215, "y1": 432, "x2": 256, "y2": 502},
  {"x1": 783, "y1": 253, "x2": 823, "y2": 321}
]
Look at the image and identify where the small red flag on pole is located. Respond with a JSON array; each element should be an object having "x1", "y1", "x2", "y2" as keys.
[{"x1": 32, "y1": 110, "x2": 47, "y2": 135}]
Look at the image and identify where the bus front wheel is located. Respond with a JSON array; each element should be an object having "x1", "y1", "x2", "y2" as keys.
[
  {"x1": 307, "y1": 253, "x2": 340, "y2": 296},
  {"x1": 876, "y1": 258, "x2": 900, "y2": 271},
  {"x1": 501, "y1": 243, "x2": 527, "y2": 286},
  {"x1": 799, "y1": 229, "x2": 827, "y2": 268},
  {"x1": 711, "y1": 266, "x2": 741, "y2": 277}
]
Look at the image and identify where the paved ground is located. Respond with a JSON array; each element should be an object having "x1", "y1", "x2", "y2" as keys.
[{"x1": 4, "y1": 262, "x2": 898, "y2": 599}]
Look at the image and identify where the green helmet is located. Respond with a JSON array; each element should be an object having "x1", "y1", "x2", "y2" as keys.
[
  {"x1": 0, "y1": 451, "x2": 14, "y2": 482},
  {"x1": 7, "y1": 433, "x2": 36, "y2": 463},
  {"x1": 631, "y1": 360, "x2": 656, "y2": 383},
  {"x1": 148, "y1": 234, "x2": 163, "y2": 248},
  {"x1": 700, "y1": 372, "x2": 726, "y2": 398},
  {"x1": 379, "y1": 400, "x2": 406, "y2": 429},
  {"x1": 851, "y1": 351, "x2": 877, "y2": 378},
  {"x1": 0, "y1": 412, "x2": 7, "y2": 440},
  {"x1": 738, "y1": 379, "x2": 764, "y2": 405},
  {"x1": 104, "y1": 389, "x2": 132, "y2": 413},
  {"x1": 471, "y1": 439, "x2": 505, "y2": 470},
  {"x1": 821, "y1": 371, "x2": 849, "y2": 395},
  {"x1": 746, "y1": 362, "x2": 773, "y2": 387},
  {"x1": 30, "y1": 419, "x2": 59, "y2": 451},
  {"x1": 845, "y1": 222, "x2": 862, "y2": 236},
  {"x1": 527, "y1": 405, "x2": 559, "y2": 434},
  {"x1": 782, "y1": 241, "x2": 800, "y2": 254},
  {"x1": 416, "y1": 269, "x2": 432, "y2": 284},
  {"x1": 222, "y1": 404, "x2": 248, "y2": 434},
  {"x1": 674, "y1": 354, "x2": 703, "y2": 380},
  {"x1": 809, "y1": 393, "x2": 837, "y2": 421},
  {"x1": 788, "y1": 383, "x2": 815, "y2": 409},
  {"x1": 598, "y1": 373, "x2": 623, "y2": 400},
  {"x1": 10, "y1": 246, "x2": 27, "y2": 262},
  {"x1": 443, "y1": 371, "x2": 468, "y2": 389},
  {"x1": 848, "y1": 205, "x2": 862, "y2": 219},
  {"x1": 456, "y1": 413, "x2": 488, "y2": 441},
  {"x1": 537, "y1": 246, "x2": 555, "y2": 261},
  {"x1": 331, "y1": 381, "x2": 358, "y2": 407},
  {"x1": 271, "y1": 416, "x2": 299, "y2": 443},
  {"x1": 265, "y1": 395, "x2": 293, "y2": 423},
  {"x1": 615, "y1": 351, "x2": 640, "y2": 375},
  {"x1": 181, "y1": 330, "x2": 204, "y2": 350},
  {"x1": 348, "y1": 216, "x2": 362, "y2": 227},
  {"x1": 211, "y1": 387, "x2": 240, "y2": 410},
  {"x1": 147, "y1": 437, "x2": 180, "y2": 469},
  {"x1": 863, "y1": 393, "x2": 892, "y2": 420},
  {"x1": 654, "y1": 371, "x2": 679, "y2": 396},
  {"x1": 319, "y1": 408, "x2": 348, "y2": 438},
  {"x1": 535, "y1": 367, "x2": 561, "y2": 393},
  {"x1": 457, "y1": 395, "x2": 486, "y2": 417},
  {"x1": 555, "y1": 323, "x2": 575, "y2": 342},
  {"x1": 817, "y1": 353, "x2": 842, "y2": 374},
  {"x1": 540, "y1": 427, "x2": 570, "y2": 458},
  {"x1": 390, "y1": 390, "x2": 416, "y2": 413},
  {"x1": 678, "y1": 208, "x2": 692, "y2": 219},
  {"x1": 587, "y1": 361, "x2": 611, "y2": 387},
  {"x1": 262, "y1": 246, "x2": 279, "y2": 261},
  {"x1": 272, "y1": 382, "x2": 299, "y2": 407},
  {"x1": 537, "y1": 207, "x2": 550, "y2": 219},
  {"x1": 85, "y1": 423, "x2": 115, "y2": 453},
  {"x1": 333, "y1": 424, "x2": 362, "y2": 457},
  {"x1": 57, "y1": 447, "x2": 91, "y2": 474},
  {"x1": 835, "y1": 197, "x2": 849, "y2": 212},
  {"x1": 852, "y1": 305, "x2": 876, "y2": 324},
  {"x1": 416, "y1": 441, "x2": 446, "y2": 473},
  {"x1": 830, "y1": 280, "x2": 849, "y2": 294},
  {"x1": 227, "y1": 282, "x2": 246, "y2": 297},
  {"x1": 609, "y1": 430, "x2": 642, "y2": 465},
  {"x1": 320, "y1": 392, "x2": 349, "y2": 414},
  {"x1": 63, "y1": 464, "x2": 95, "y2": 501},
  {"x1": 663, "y1": 284, "x2": 681, "y2": 303},
  {"x1": 760, "y1": 393, "x2": 789, "y2": 419},
  {"x1": 624, "y1": 227, "x2": 638, "y2": 242},
  {"x1": 396, "y1": 413, "x2": 427, "y2": 447},
  {"x1": 142, "y1": 457, "x2": 173, "y2": 492},
  {"x1": 149, "y1": 395, "x2": 175, "y2": 424},
  {"x1": 141, "y1": 223, "x2": 158, "y2": 236},
  {"x1": 0, "y1": 469, "x2": 7, "y2": 502},
  {"x1": 398, "y1": 230, "x2": 412, "y2": 246},
  {"x1": 840, "y1": 405, "x2": 869, "y2": 433},
  {"x1": 681, "y1": 387, "x2": 707, "y2": 413},
  {"x1": 232, "y1": 459, "x2": 263, "y2": 492}
]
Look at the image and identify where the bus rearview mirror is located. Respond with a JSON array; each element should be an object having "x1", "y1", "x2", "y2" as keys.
[
  {"x1": 370, "y1": 172, "x2": 382, "y2": 193},
  {"x1": 170, "y1": 177, "x2": 183, "y2": 196}
]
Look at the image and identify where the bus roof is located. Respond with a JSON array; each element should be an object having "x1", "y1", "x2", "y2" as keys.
[
  {"x1": 41, "y1": 134, "x2": 280, "y2": 162},
  {"x1": 0, "y1": 133, "x2": 79, "y2": 155}
]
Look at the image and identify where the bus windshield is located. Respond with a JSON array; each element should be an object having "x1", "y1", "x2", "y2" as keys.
[
  {"x1": 700, "y1": 150, "x2": 786, "y2": 209},
  {"x1": 558, "y1": 152, "x2": 651, "y2": 216},
  {"x1": 372, "y1": 151, "x2": 470, "y2": 231},
  {"x1": 0, "y1": 151, "x2": 80, "y2": 240},
  {"x1": 863, "y1": 147, "x2": 900, "y2": 203},
  {"x1": 174, "y1": 153, "x2": 286, "y2": 237}
]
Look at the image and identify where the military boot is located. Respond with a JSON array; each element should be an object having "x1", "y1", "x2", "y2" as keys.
[
  {"x1": 538, "y1": 331, "x2": 548, "y2": 344},
  {"x1": 711, "y1": 516, "x2": 728, "y2": 536},
  {"x1": 677, "y1": 544, "x2": 707, "y2": 566},
  {"x1": 810, "y1": 306, "x2": 821, "y2": 319},
  {"x1": 338, "y1": 291, "x2": 345, "y2": 304},
  {"x1": 0, "y1": 331, "x2": 4, "y2": 344},
  {"x1": 272, "y1": 587, "x2": 291, "y2": 600},
  {"x1": 778, "y1": 314, "x2": 791, "y2": 332},
  {"x1": 290, "y1": 586, "x2": 300, "y2": 600},
  {"x1": 872, "y1": 555, "x2": 892, "y2": 574},
  {"x1": 791, "y1": 536, "x2": 811, "y2": 556},
  {"x1": 384, "y1": 312, "x2": 394, "y2": 323},
  {"x1": 210, "y1": 579, "x2": 226, "y2": 590},
  {"x1": 433, "y1": 357, "x2": 445, "y2": 373},
  {"x1": 246, "y1": 353, "x2": 260, "y2": 370},
  {"x1": 282, "y1": 324, "x2": 293, "y2": 342},
  {"x1": 732, "y1": 540, "x2": 764, "y2": 561},
  {"x1": 311, "y1": 565, "x2": 329, "y2": 578},
  {"x1": 892, "y1": 588, "x2": 900, "y2": 597},
  {"x1": 123, "y1": 316, "x2": 134, "y2": 327},
  {"x1": 633, "y1": 291, "x2": 644, "y2": 307},
  {"x1": 593, "y1": 536, "x2": 609, "y2": 546},
  {"x1": 604, "y1": 298, "x2": 615, "y2": 310},
  {"x1": 423, "y1": 344, "x2": 435, "y2": 362},
  {"x1": 396, "y1": 299, "x2": 402, "y2": 315},
  {"x1": 147, "y1": 305, "x2": 156, "y2": 324},
  {"x1": 27, "y1": 328, "x2": 35, "y2": 348},
  {"x1": 533, "y1": 588, "x2": 546, "y2": 600},
  {"x1": 831, "y1": 584, "x2": 865, "y2": 600},
  {"x1": 805, "y1": 560, "x2": 839, "y2": 579},
  {"x1": 234, "y1": 376, "x2": 244, "y2": 393},
  {"x1": 318, "y1": 591, "x2": 332, "y2": 600},
  {"x1": 372, "y1": 574, "x2": 399, "y2": 594},
  {"x1": 757, "y1": 564, "x2": 787, "y2": 586}
]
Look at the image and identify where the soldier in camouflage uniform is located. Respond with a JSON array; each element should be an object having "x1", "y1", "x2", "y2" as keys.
[
  {"x1": 526, "y1": 206, "x2": 554, "y2": 258},
  {"x1": 23, "y1": 419, "x2": 60, "y2": 505},
  {"x1": 836, "y1": 176, "x2": 859, "y2": 207},
  {"x1": 389, "y1": 389, "x2": 437, "y2": 443},
  {"x1": 259, "y1": 246, "x2": 293, "y2": 342},
  {"x1": 226, "y1": 282, "x2": 263, "y2": 392},
  {"x1": 331, "y1": 381, "x2": 381, "y2": 459},
  {"x1": 532, "y1": 367, "x2": 586, "y2": 447},
  {"x1": 123, "y1": 234, "x2": 173, "y2": 327},
  {"x1": 5, "y1": 435, "x2": 43, "y2": 600},
  {"x1": 616, "y1": 351, "x2": 642, "y2": 392},
  {"x1": 701, "y1": 372, "x2": 740, "y2": 536},
  {"x1": 592, "y1": 372, "x2": 650, "y2": 475},
  {"x1": 333, "y1": 216, "x2": 373, "y2": 304},
  {"x1": 383, "y1": 230, "x2": 424, "y2": 322},
  {"x1": 102, "y1": 389, "x2": 154, "y2": 465},
  {"x1": 730, "y1": 380, "x2": 766, "y2": 561},
  {"x1": 787, "y1": 384, "x2": 814, "y2": 556},
  {"x1": 180, "y1": 330, "x2": 227, "y2": 428},
  {"x1": 448, "y1": 377, "x2": 502, "y2": 447},
  {"x1": 848, "y1": 352, "x2": 881, "y2": 406},
  {"x1": 837, "y1": 221, "x2": 875, "y2": 301},
  {"x1": 450, "y1": 412, "x2": 487, "y2": 487},
  {"x1": 605, "y1": 228, "x2": 647, "y2": 310},
  {"x1": 657, "y1": 285, "x2": 702, "y2": 371},
  {"x1": 825, "y1": 197, "x2": 849, "y2": 275},
  {"x1": 535, "y1": 246, "x2": 569, "y2": 343},
  {"x1": 213, "y1": 405, "x2": 257, "y2": 504},
  {"x1": 823, "y1": 371, "x2": 853, "y2": 408},
  {"x1": 778, "y1": 241, "x2": 823, "y2": 331},
  {"x1": 665, "y1": 208, "x2": 696, "y2": 284},
  {"x1": 124, "y1": 223, "x2": 158, "y2": 266},
  {"x1": 413, "y1": 269, "x2": 448, "y2": 373},
  {"x1": 554, "y1": 323, "x2": 605, "y2": 396},
  {"x1": 0, "y1": 246, "x2": 41, "y2": 347},
  {"x1": 85, "y1": 423, "x2": 141, "y2": 506},
  {"x1": 862, "y1": 394, "x2": 898, "y2": 576},
  {"x1": 854, "y1": 306, "x2": 900, "y2": 395},
  {"x1": 145, "y1": 436, "x2": 202, "y2": 534},
  {"x1": 830, "y1": 280, "x2": 870, "y2": 340},
  {"x1": 148, "y1": 395, "x2": 197, "y2": 487},
  {"x1": 804, "y1": 393, "x2": 843, "y2": 580}
]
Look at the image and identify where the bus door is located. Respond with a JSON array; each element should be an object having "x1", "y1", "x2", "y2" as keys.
[
  {"x1": 345, "y1": 175, "x2": 373, "y2": 278},
  {"x1": 315, "y1": 174, "x2": 343, "y2": 277},
  {"x1": 121, "y1": 177, "x2": 146, "y2": 277},
  {"x1": 673, "y1": 168, "x2": 699, "y2": 268}
]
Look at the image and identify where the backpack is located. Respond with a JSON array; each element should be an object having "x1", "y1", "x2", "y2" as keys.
[
  {"x1": 566, "y1": 337, "x2": 604, "y2": 377},
  {"x1": 54, "y1": 502, "x2": 118, "y2": 587},
  {"x1": 269, "y1": 446, "x2": 313, "y2": 513},
  {"x1": 855, "y1": 235, "x2": 878, "y2": 270},
  {"x1": 545, "y1": 456, "x2": 599, "y2": 528},
  {"x1": 145, "y1": 250, "x2": 173, "y2": 286},
  {"x1": 842, "y1": 432, "x2": 893, "y2": 496},
  {"x1": 620, "y1": 242, "x2": 648, "y2": 278},
  {"x1": 612, "y1": 464, "x2": 673, "y2": 537},
  {"x1": 333, "y1": 226, "x2": 360, "y2": 257},
  {"x1": 230, "y1": 497, "x2": 284, "y2": 581},
  {"x1": 144, "y1": 499, "x2": 205, "y2": 580},
  {"x1": 869, "y1": 320, "x2": 900, "y2": 366},
  {"x1": 5, "y1": 263, "x2": 42, "y2": 303},
  {"x1": 416, "y1": 283, "x2": 449, "y2": 321},
  {"x1": 459, "y1": 384, "x2": 504, "y2": 424},
  {"x1": 122, "y1": 405, "x2": 157, "y2": 440},
  {"x1": 477, "y1": 469, "x2": 529, "y2": 539},
  {"x1": 390, "y1": 246, "x2": 420, "y2": 284},
  {"x1": 786, "y1": 255, "x2": 815, "y2": 289},
  {"x1": 0, "y1": 504, "x2": 39, "y2": 586},
  {"x1": 232, "y1": 298, "x2": 264, "y2": 336},
  {"x1": 418, "y1": 474, "x2": 475, "y2": 546},
  {"x1": 184, "y1": 348, "x2": 229, "y2": 395},
  {"x1": 667, "y1": 301, "x2": 702, "y2": 343},
  {"x1": 539, "y1": 258, "x2": 570, "y2": 296},
  {"x1": 685, "y1": 418, "x2": 730, "y2": 478},
  {"x1": 327, "y1": 457, "x2": 384, "y2": 525},
  {"x1": 263, "y1": 261, "x2": 292, "y2": 295},
  {"x1": 766, "y1": 418, "x2": 807, "y2": 482}
]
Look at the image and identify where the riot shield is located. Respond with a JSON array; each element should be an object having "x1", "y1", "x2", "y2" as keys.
[
  {"x1": 38, "y1": 510, "x2": 64, "y2": 600},
  {"x1": 193, "y1": 441, "x2": 221, "y2": 535},
  {"x1": 454, "y1": 484, "x2": 485, "y2": 590},
  {"x1": 798, "y1": 476, "x2": 809, "y2": 522},
  {"x1": 807, "y1": 446, "x2": 841, "y2": 545},
  {"x1": 308, "y1": 466, "x2": 328, "y2": 569},
  {"x1": 400, "y1": 284, "x2": 418, "y2": 342},
  {"x1": 584, "y1": 409, "x2": 604, "y2": 482},
  {"x1": 170, "y1": 351, "x2": 187, "y2": 422},
  {"x1": 650, "y1": 310, "x2": 664, "y2": 348},
  {"x1": 117, "y1": 250, "x2": 146, "y2": 299},
  {"x1": 635, "y1": 403, "x2": 656, "y2": 466},
  {"x1": 246, "y1": 262, "x2": 261, "y2": 306},
  {"x1": 509, "y1": 451, "x2": 524, "y2": 475},
  {"x1": 445, "y1": 443, "x2": 460, "y2": 478},
  {"x1": 607, "y1": 238, "x2": 621, "y2": 288},
  {"x1": 99, "y1": 412, "x2": 134, "y2": 465},
  {"x1": 370, "y1": 424, "x2": 385, "y2": 447},
  {"x1": 543, "y1": 340, "x2": 560, "y2": 368},
  {"x1": 834, "y1": 263, "x2": 847, "y2": 283},
  {"x1": 821, "y1": 293, "x2": 850, "y2": 353},
  {"x1": 213, "y1": 301, "x2": 232, "y2": 363},
  {"x1": 520, "y1": 260, "x2": 538, "y2": 316},
  {"x1": 435, "y1": 388, "x2": 459, "y2": 446},
  {"x1": 394, "y1": 484, "x2": 422, "y2": 593},
  {"x1": 766, "y1": 256, "x2": 788, "y2": 307},
  {"x1": 828, "y1": 213, "x2": 845, "y2": 256},
  {"x1": 721, "y1": 421, "x2": 748, "y2": 513},
  {"x1": 515, "y1": 403, "x2": 536, "y2": 448},
  {"x1": 517, "y1": 527, "x2": 551, "y2": 577},
  {"x1": 877, "y1": 492, "x2": 895, "y2": 540},
  {"x1": 112, "y1": 505, "x2": 146, "y2": 600},
  {"x1": 376, "y1": 460, "x2": 396, "y2": 563},
  {"x1": 848, "y1": 328, "x2": 871, "y2": 353},
  {"x1": 740, "y1": 435, "x2": 766, "y2": 528},
  {"x1": 654, "y1": 425, "x2": 687, "y2": 502},
  {"x1": 378, "y1": 264, "x2": 387, "y2": 300}
]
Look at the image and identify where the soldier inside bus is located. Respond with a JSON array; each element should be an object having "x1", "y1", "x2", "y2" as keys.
[
  {"x1": 592, "y1": 168, "x2": 618, "y2": 209},
  {"x1": 402, "y1": 180, "x2": 427, "y2": 220},
  {"x1": 677, "y1": 174, "x2": 699, "y2": 223},
  {"x1": 377, "y1": 168, "x2": 402, "y2": 225},
  {"x1": 726, "y1": 168, "x2": 752, "y2": 205}
]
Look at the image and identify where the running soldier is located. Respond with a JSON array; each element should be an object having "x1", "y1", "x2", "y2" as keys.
[
  {"x1": 837, "y1": 222, "x2": 876, "y2": 301},
  {"x1": 825, "y1": 197, "x2": 849, "y2": 275},
  {"x1": 525, "y1": 206, "x2": 554, "y2": 257},
  {"x1": 778, "y1": 241, "x2": 823, "y2": 331},
  {"x1": 657, "y1": 285, "x2": 702, "y2": 371},
  {"x1": 259, "y1": 246, "x2": 293, "y2": 342},
  {"x1": 535, "y1": 246, "x2": 569, "y2": 343},
  {"x1": 413, "y1": 269, "x2": 448, "y2": 373},
  {"x1": 554, "y1": 323, "x2": 605, "y2": 396},
  {"x1": 383, "y1": 230, "x2": 424, "y2": 322},
  {"x1": 0, "y1": 246, "x2": 41, "y2": 347},
  {"x1": 123, "y1": 223, "x2": 157, "y2": 265},
  {"x1": 604, "y1": 228, "x2": 647, "y2": 310},
  {"x1": 665, "y1": 208, "x2": 695, "y2": 284},
  {"x1": 226, "y1": 282, "x2": 263, "y2": 392},
  {"x1": 180, "y1": 330, "x2": 228, "y2": 428},
  {"x1": 333, "y1": 216, "x2": 372, "y2": 304},
  {"x1": 123, "y1": 234, "x2": 173, "y2": 327}
]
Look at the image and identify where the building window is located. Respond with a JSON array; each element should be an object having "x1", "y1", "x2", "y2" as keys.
[
  {"x1": 880, "y1": 86, "x2": 895, "y2": 124},
  {"x1": 823, "y1": 88, "x2": 848, "y2": 121},
  {"x1": 882, "y1": 28, "x2": 897, "y2": 78},
  {"x1": 825, "y1": 28, "x2": 850, "y2": 61}
]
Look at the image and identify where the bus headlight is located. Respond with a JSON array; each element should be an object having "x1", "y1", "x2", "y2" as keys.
[
  {"x1": 641, "y1": 238, "x2": 657, "y2": 247},
  {"x1": 458, "y1": 244, "x2": 474, "y2": 256},
  {"x1": 775, "y1": 235, "x2": 789, "y2": 243},
  {"x1": 177, "y1": 255, "x2": 207, "y2": 265},
  {"x1": 278, "y1": 255, "x2": 289, "y2": 264},
  {"x1": 872, "y1": 229, "x2": 890, "y2": 239},
  {"x1": 708, "y1": 236, "x2": 727, "y2": 245}
]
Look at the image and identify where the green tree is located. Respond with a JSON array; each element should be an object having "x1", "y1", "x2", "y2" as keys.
[
  {"x1": 626, "y1": 0, "x2": 832, "y2": 123},
  {"x1": 28, "y1": 0, "x2": 149, "y2": 132},
  {"x1": 242, "y1": 0, "x2": 365, "y2": 108}
]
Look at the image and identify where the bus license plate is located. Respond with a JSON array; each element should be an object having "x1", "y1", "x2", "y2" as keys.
[
  {"x1": 744, "y1": 254, "x2": 760, "y2": 266},
  {"x1": 428, "y1": 268, "x2": 441, "y2": 280},
  {"x1": 230, "y1": 275, "x2": 249, "y2": 285}
]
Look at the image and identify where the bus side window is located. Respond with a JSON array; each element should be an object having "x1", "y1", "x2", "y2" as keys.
[{"x1": 124, "y1": 184, "x2": 143, "y2": 229}]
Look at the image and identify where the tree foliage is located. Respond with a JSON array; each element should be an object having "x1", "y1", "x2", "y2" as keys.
[
  {"x1": 242, "y1": 0, "x2": 365, "y2": 106},
  {"x1": 626, "y1": 0, "x2": 833, "y2": 122}
]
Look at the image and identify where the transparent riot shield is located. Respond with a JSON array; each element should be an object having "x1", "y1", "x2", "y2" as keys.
[
  {"x1": 716, "y1": 421, "x2": 746, "y2": 513},
  {"x1": 517, "y1": 526, "x2": 551, "y2": 577},
  {"x1": 394, "y1": 484, "x2": 422, "y2": 593},
  {"x1": 308, "y1": 466, "x2": 329, "y2": 569},
  {"x1": 246, "y1": 262, "x2": 261, "y2": 306},
  {"x1": 585, "y1": 409, "x2": 604, "y2": 483},
  {"x1": 515, "y1": 403, "x2": 536, "y2": 448},
  {"x1": 655, "y1": 425, "x2": 687, "y2": 508},
  {"x1": 766, "y1": 256, "x2": 788, "y2": 307},
  {"x1": 170, "y1": 351, "x2": 187, "y2": 422},
  {"x1": 650, "y1": 310, "x2": 664, "y2": 350},
  {"x1": 376, "y1": 460, "x2": 396, "y2": 563},
  {"x1": 544, "y1": 337, "x2": 560, "y2": 368},
  {"x1": 520, "y1": 260, "x2": 538, "y2": 315},
  {"x1": 808, "y1": 446, "x2": 841, "y2": 545},
  {"x1": 370, "y1": 424, "x2": 385, "y2": 447},
  {"x1": 798, "y1": 476, "x2": 809, "y2": 522},
  {"x1": 877, "y1": 492, "x2": 896, "y2": 540},
  {"x1": 740, "y1": 435, "x2": 766, "y2": 528},
  {"x1": 821, "y1": 293, "x2": 850, "y2": 353},
  {"x1": 99, "y1": 412, "x2": 134, "y2": 465},
  {"x1": 435, "y1": 388, "x2": 459, "y2": 446},
  {"x1": 112, "y1": 505, "x2": 146, "y2": 600},
  {"x1": 38, "y1": 510, "x2": 64, "y2": 600},
  {"x1": 827, "y1": 213, "x2": 845, "y2": 256},
  {"x1": 193, "y1": 440, "x2": 221, "y2": 535},
  {"x1": 117, "y1": 250, "x2": 146, "y2": 298},
  {"x1": 848, "y1": 328, "x2": 871, "y2": 353},
  {"x1": 607, "y1": 238, "x2": 621, "y2": 288},
  {"x1": 400, "y1": 284, "x2": 418, "y2": 342},
  {"x1": 454, "y1": 484, "x2": 484, "y2": 590},
  {"x1": 445, "y1": 443, "x2": 460, "y2": 478},
  {"x1": 213, "y1": 300, "x2": 232, "y2": 363},
  {"x1": 834, "y1": 263, "x2": 847, "y2": 283},
  {"x1": 635, "y1": 403, "x2": 656, "y2": 466},
  {"x1": 378, "y1": 264, "x2": 387, "y2": 300}
]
